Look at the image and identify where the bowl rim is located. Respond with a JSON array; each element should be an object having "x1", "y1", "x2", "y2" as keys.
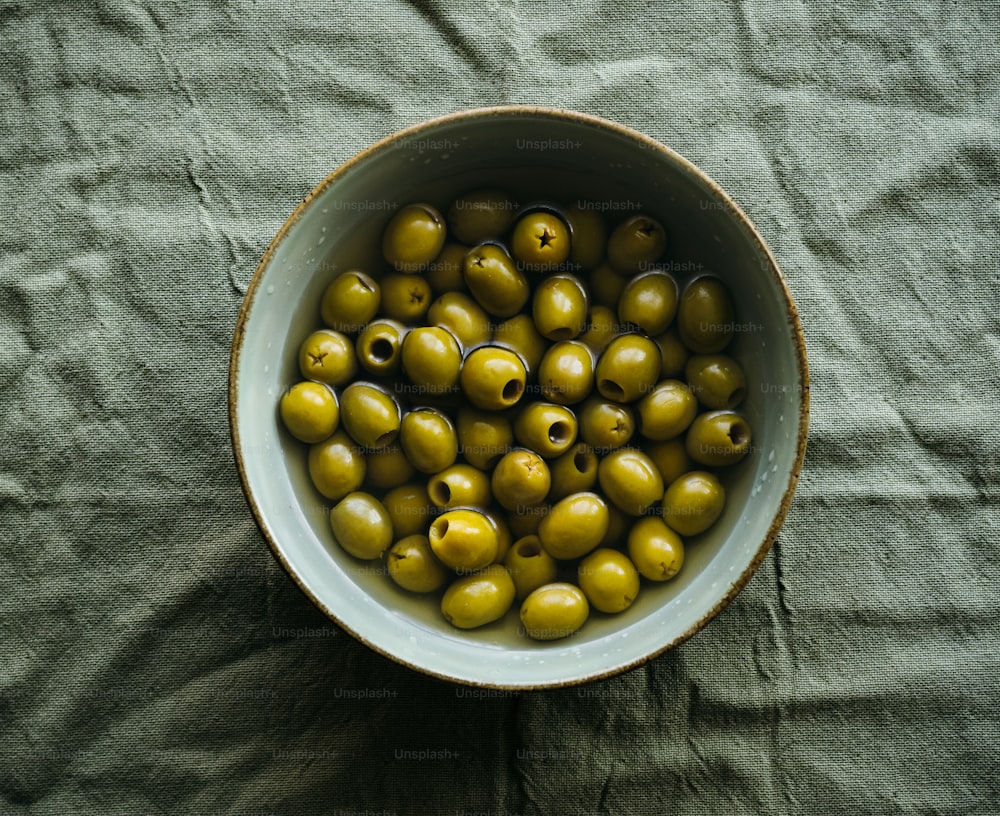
[{"x1": 228, "y1": 104, "x2": 810, "y2": 689}]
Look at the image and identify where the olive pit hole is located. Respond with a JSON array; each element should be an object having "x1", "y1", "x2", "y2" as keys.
[
  {"x1": 600, "y1": 379, "x2": 625, "y2": 401},
  {"x1": 574, "y1": 451, "x2": 593, "y2": 473},
  {"x1": 728, "y1": 422, "x2": 750, "y2": 447},
  {"x1": 502, "y1": 379, "x2": 524, "y2": 402},
  {"x1": 432, "y1": 519, "x2": 449, "y2": 539},
  {"x1": 548, "y1": 421, "x2": 570, "y2": 444},
  {"x1": 516, "y1": 540, "x2": 542, "y2": 558},
  {"x1": 430, "y1": 481, "x2": 451, "y2": 505},
  {"x1": 726, "y1": 387, "x2": 746, "y2": 408},
  {"x1": 370, "y1": 338, "x2": 394, "y2": 362}
]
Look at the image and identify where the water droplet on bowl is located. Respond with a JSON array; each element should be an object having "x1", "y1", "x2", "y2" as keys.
[{"x1": 266, "y1": 284, "x2": 274, "y2": 294}]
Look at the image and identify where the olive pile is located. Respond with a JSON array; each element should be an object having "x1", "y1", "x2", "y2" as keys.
[{"x1": 278, "y1": 190, "x2": 753, "y2": 641}]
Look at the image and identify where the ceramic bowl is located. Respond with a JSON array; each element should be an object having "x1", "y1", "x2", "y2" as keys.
[{"x1": 229, "y1": 106, "x2": 809, "y2": 689}]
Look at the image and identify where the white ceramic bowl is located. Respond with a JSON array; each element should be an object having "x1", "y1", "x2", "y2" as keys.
[{"x1": 229, "y1": 106, "x2": 809, "y2": 689}]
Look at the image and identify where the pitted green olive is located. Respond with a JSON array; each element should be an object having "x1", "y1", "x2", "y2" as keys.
[
  {"x1": 441, "y1": 564, "x2": 516, "y2": 629},
  {"x1": 618, "y1": 271, "x2": 678, "y2": 336},
  {"x1": 661, "y1": 470, "x2": 725, "y2": 536},
  {"x1": 597, "y1": 447, "x2": 664, "y2": 516},
  {"x1": 491, "y1": 448, "x2": 551, "y2": 511},
  {"x1": 363, "y1": 444, "x2": 415, "y2": 490},
  {"x1": 511, "y1": 210, "x2": 571, "y2": 272},
  {"x1": 537, "y1": 341, "x2": 595, "y2": 406},
  {"x1": 594, "y1": 333, "x2": 662, "y2": 403},
  {"x1": 547, "y1": 443, "x2": 599, "y2": 501},
  {"x1": 320, "y1": 270, "x2": 381, "y2": 333},
  {"x1": 677, "y1": 276, "x2": 735, "y2": 353},
  {"x1": 280, "y1": 381, "x2": 339, "y2": 444},
  {"x1": 513, "y1": 402, "x2": 578, "y2": 459},
  {"x1": 447, "y1": 189, "x2": 518, "y2": 245},
  {"x1": 563, "y1": 203, "x2": 607, "y2": 271},
  {"x1": 379, "y1": 273, "x2": 432, "y2": 323},
  {"x1": 685, "y1": 354, "x2": 747, "y2": 409},
  {"x1": 636, "y1": 379, "x2": 698, "y2": 441},
  {"x1": 329, "y1": 491, "x2": 393, "y2": 560},
  {"x1": 298, "y1": 329, "x2": 357, "y2": 386},
  {"x1": 606, "y1": 214, "x2": 667, "y2": 274},
  {"x1": 504, "y1": 535, "x2": 559, "y2": 600},
  {"x1": 578, "y1": 397, "x2": 635, "y2": 452},
  {"x1": 532, "y1": 274, "x2": 588, "y2": 340},
  {"x1": 426, "y1": 291, "x2": 492, "y2": 349},
  {"x1": 429, "y1": 508, "x2": 500, "y2": 571},
  {"x1": 578, "y1": 548, "x2": 640, "y2": 613},
  {"x1": 427, "y1": 463, "x2": 492, "y2": 509},
  {"x1": 537, "y1": 491, "x2": 609, "y2": 560},
  {"x1": 355, "y1": 319, "x2": 405, "y2": 377},
  {"x1": 492, "y1": 314, "x2": 548, "y2": 375},
  {"x1": 307, "y1": 430, "x2": 366, "y2": 501},
  {"x1": 400, "y1": 326, "x2": 462, "y2": 397},
  {"x1": 460, "y1": 346, "x2": 527, "y2": 411},
  {"x1": 463, "y1": 243, "x2": 530, "y2": 318},
  {"x1": 685, "y1": 410, "x2": 752, "y2": 467},
  {"x1": 519, "y1": 582, "x2": 589, "y2": 640},
  {"x1": 387, "y1": 535, "x2": 450, "y2": 593},
  {"x1": 456, "y1": 408, "x2": 513, "y2": 470},
  {"x1": 382, "y1": 202, "x2": 447, "y2": 273},
  {"x1": 339, "y1": 382, "x2": 401, "y2": 449},
  {"x1": 627, "y1": 516, "x2": 685, "y2": 580},
  {"x1": 382, "y1": 482, "x2": 434, "y2": 539},
  {"x1": 399, "y1": 408, "x2": 458, "y2": 474}
]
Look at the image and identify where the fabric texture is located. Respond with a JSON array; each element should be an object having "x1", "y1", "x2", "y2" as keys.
[{"x1": 2, "y1": 1, "x2": 998, "y2": 814}]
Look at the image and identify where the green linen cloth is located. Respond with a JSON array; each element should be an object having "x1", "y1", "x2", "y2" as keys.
[{"x1": 2, "y1": 2, "x2": 998, "y2": 814}]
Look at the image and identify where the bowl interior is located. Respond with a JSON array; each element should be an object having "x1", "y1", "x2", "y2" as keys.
[{"x1": 231, "y1": 108, "x2": 807, "y2": 688}]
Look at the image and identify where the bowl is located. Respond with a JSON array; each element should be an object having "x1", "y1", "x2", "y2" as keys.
[{"x1": 229, "y1": 106, "x2": 809, "y2": 689}]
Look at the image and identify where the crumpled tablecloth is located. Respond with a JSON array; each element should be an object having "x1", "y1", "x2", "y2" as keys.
[{"x1": 2, "y1": 2, "x2": 998, "y2": 814}]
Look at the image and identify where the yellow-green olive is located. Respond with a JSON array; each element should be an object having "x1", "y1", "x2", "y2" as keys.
[
  {"x1": 636, "y1": 379, "x2": 698, "y2": 441},
  {"x1": 511, "y1": 209, "x2": 571, "y2": 272},
  {"x1": 618, "y1": 271, "x2": 678, "y2": 336},
  {"x1": 339, "y1": 382, "x2": 402, "y2": 449},
  {"x1": 563, "y1": 202, "x2": 607, "y2": 271},
  {"x1": 519, "y1": 582, "x2": 589, "y2": 640},
  {"x1": 298, "y1": 329, "x2": 358, "y2": 386},
  {"x1": 537, "y1": 491, "x2": 609, "y2": 560},
  {"x1": 363, "y1": 444, "x2": 415, "y2": 490},
  {"x1": 547, "y1": 443, "x2": 599, "y2": 501},
  {"x1": 644, "y1": 438, "x2": 694, "y2": 486},
  {"x1": 504, "y1": 535, "x2": 559, "y2": 599},
  {"x1": 355, "y1": 318, "x2": 405, "y2": 377},
  {"x1": 382, "y1": 482, "x2": 435, "y2": 539},
  {"x1": 427, "y1": 463, "x2": 492, "y2": 509},
  {"x1": 307, "y1": 430, "x2": 366, "y2": 501},
  {"x1": 456, "y1": 408, "x2": 513, "y2": 470},
  {"x1": 387, "y1": 534, "x2": 450, "y2": 593},
  {"x1": 685, "y1": 354, "x2": 747, "y2": 409},
  {"x1": 399, "y1": 408, "x2": 458, "y2": 474},
  {"x1": 491, "y1": 448, "x2": 551, "y2": 511},
  {"x1": 676, "y1": 276, "x2": 735, "y2": 353},
  {"x1": 578, "y1": 305, "x2": 618, "y2": 354},
  {"x1": 447, "y1": 189, "x2": 518, "y2": 245},
  {"x1": 578, "y1": 397, "x2": 635, "y2": 453},
  {"x1": 329, "y1": 491, "x2": 393, "y2": 560},
  {"x1": 588, "y1": 262, "x2": 627, "y2": 309},
  {"x1": 655, "y1": 327, "x2": 690, "y2": 379},
  {"x1": 607, "y1": 214, "x2": 667, "y2": 275},
  {"x1": 425, "y1": 242, "x2": 469, "y2": 294},
  {"x1": 492, "y1": 314, "x2": 548, "y2": 375},
  {"x1": 627, "y1": 516, "x2": 685, "y2": 580},
  {"x1": 685, "y1": 410, "x2": 752, "y2": 467},
  {"x1": 280, "y1": 381, "x2": 339, "y2": 443},
  {"x1": 597, "y1": 447, "x2": 664, "y2": 516},
  {"x1": 600, "y1": 502, "x2": 630, "y2": 548},
  {"x1": 426, "y1": 291, "x2": 492, "y2": 349},
  {"x1": 400, "y1": 326, "x2": 462, "y2": 397},
  {"x1": 460, "y1": 346, "x2": 527, "y2": 411},
  {"x1": 532, "y1": 274, "x2": 589, "y2": 340},
  {"x1": 661, "y1": 471, "x2": 725, "y2": 536},
  {"x1": 513, "y1": 402, "x2": 578, "y2": 459},
  {"x1": 594, "y1": 333, "x2": 662, "y2": 403},
  {"x1": 578, "y1": 548, "x2": 640, "y2": 613},
  {"x1": 320, "y1": 270, "x2": 381, "y2": 333},
  {"x1": 441, "y1": 564, "x2": 516, "y2": 629},
  {"x1": 429, "y1": 508, "x2": 499, "y2": 571},
  {"x1": 537, "y1": 341, "x2": 595, "y2": 405},
  {"x1": 379, "y1": 273, "x2": 432, "y2": 323},
  {"x1": 484, "y1": 509, "x2": 513, "y2": 564},
  {"x1": 463, "y1": 243, "x2": 530, "y2": 318},
  {"x1": 382, "y1": 202, "x2": 447, "y2": 273}
]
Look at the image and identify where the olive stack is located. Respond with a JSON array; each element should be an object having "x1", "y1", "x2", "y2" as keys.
[{"x1": 278, "y1": 190, "x2": 753, "y2": 641}]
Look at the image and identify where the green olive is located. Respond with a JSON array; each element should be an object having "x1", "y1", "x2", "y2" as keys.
[
  {"x1": 519, "y1": 582, "x2": 589, "y2": 640},
  {"x1": 685, "y1": 354, "x2": 747, "y2": 409},
  {"x1": 339, "y1": 382, "x2": 401, "y2": 449},
  {"x1": 463, "y1": 243, "x2": 530, "y2": 318},
  {"x1": 382, "y1": 202, "x2": 447, "y2": 273},
  {"x1": 654, "y1": 327, "x2": 690, "y2": 378},
  {"x1": 441, "y1": 564, "x2": 516, "y2": 629},
  {"x1": 513, "y1": 402, "x2": 578, "y2": 459},
  {"x1": 626, "y1": 516, "x2": 684, "y2": 580},
  {"x1": 329, "y1": 491, "x2": 393, "y2": 560},
  {"x1": 618, "y1": 271, "x2": 678, "y2": 336},
  {"x1": 537, "y1": 491, "x2": 609, "y2": 560},
  {"x1": 460, "y1": 346, "x2": 527, "y2": 411},
  {"x1": 320, "y1": 270, "x2": 381, "y2": 333},
  {"x1": 511, "y1": 209, "x2": 571, "y2": 272},
  {"x1": 578, "y1": 305, "x2": 618, "y2": 354},
  {"x1": 597, "y1": 447, "x2": 664, "y2": 516},
  {"x1": 424, "y1": 242, "x2": 469, "y2": 295},
  {"x1": 504, "y1": 535, "x2": 559, "y2": 599},
  {"x1": 676, "y1": 276, "x2": 735, "y2": 353},
  {"x1": 429, "y1": 508, "x2": 500, "y2": 571},
  {"x1": 307, "y1": 430, "x2": 366, "y2": 501},
  {"x1": 298, "y1": 329, "x2": 358, "y2": 386},
  {"x1": 492, "y1": 314, "x2": 548, "y2": 375},
  {"x1": 661, "y1": 470, "x2": 725, "y2": 536},
  {"x1": 606, "y1": 214, "x2": 667, "y2": 275},
  {"x1": 547, "y1": 443, "x2": 599, "y2": 501},
  {"x1": 355, "y1": 318, "x2": 405, "y2": 377},
  {"x1": 399, "y1": 408, "x2": 458, "y2": 474},
  {"x1": 379, "y1": 273, "x2": 432, "y2": 323},
  {"x1": 484, "y1": 509, "x2": 513, "y2": 564},
  {"x1": 588, "y1": 262, "x2": 627, "y2": 309},
  {"x1": 382, "y1": 482, "x2": 435, "y2": 539},
  {"x1": 537, "y1": 341, "x2": 595, "y2": 406},
  {"x1": 400, "y1": 326, "x2": 462, "y2": 397},
  {"x1": 563, "y1": 203, "x2": 607, "y2": 271},
  {"x1": 456, "y1": 408, "x2": 513, "y2": 470},
  {"x1": 636, "y1": 379, "x2": 698, "y2": 441},
  {"x1": 387, "y1": 534, "x2": 450, "y2": 593},
  {"x1": 447, "y1": 189, "x2": 518, "y2": 245},
  {"x1": 578, "y1": 548, "x2": 640, "y2": 613},
  {"x1": 644, "y1": 438, "x2": 694, "y2": 485},
  {"x1": 685, "y1": 410, "x2": 752, "y2": 467},
  {"x1": 594, "y1": 333, "x2": 662, "y2": 403},
  {"x1": 427, "y1": 463, "x2": 492, "y2": 510},
  {"x1": 491, "y1": 448, "x2": 551, "y2": 511},
  {"x1": 578, "y1": 397, "x2": 635, "y2": 453},
  {"x1": 279, "y1": 381, "x2": 339, "y2": 443},
  {"x1": 532, "y1": 274, "x2": 589, "y2": 340},
  {"x1": 600, "y1": 502, "x2": 630, "y2": 548},
  {"x1": 426, "y1": 291, "x2": 492, "y2": 349},
  {"x1": 363, "y1": 444, "x2": 415, "y2": 490}
]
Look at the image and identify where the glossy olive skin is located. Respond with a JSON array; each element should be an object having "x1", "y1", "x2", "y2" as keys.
[
  {"x1": 563, "y1": 203, "x2": 607, "y2": 271},
  {"x1": 537, "y1": 341, "x2": 595, "y2": 405},
  {"x1": 519, "y1": 582, "x2": 589, "y2": 640},
  {"x1": 511, "y1": 210, "x2": 571, "y2": 272},
  {"x1": 504, "y1": 535, "x2": 559, "y2": 599},
  {"x1": 685, "y1": 354, "x2": 747, "y2": 409},
  {"x1": 661, "y1": 470, "x2": 725, "y2": 536},
  {"x1": 441, "y1": 564, "x2": 516, "y2": 629},
  {"x1": 492, "y1": 314, "x2": 547, "y2": 375},
  {"x1": 532, "y1": 274, "x2": 589, "y2": 341},
  {"x1": 547, "y1": 443, "x2": 599, "y2": 501},
  {"x1": 298, "y1": 329, "x2": 358, "y2": 386},
  {"x1": 578, "y1": 305, "x2": 618, "y2": 353},
  {"x1": 460, "y1": 346, "x2": 527, "y2": 411},
  {"x1": 363, "y1": 444, "x2": 415, "y2": 490},
  {"x1": 606, "y1": 214, "x2": 667, "y2": 274},
  {"x1": 578, "y1": 548, "x2": 640, "y2": 613},
  {"x1": 644, "y1": 438, "x2": 694, "y2": 486},
  {"x1": 654, "y1": 327, "x2": 690, "y2": 379},
  {"x1": 627, "y1": 516, "x2": 685, "y2": 580},
  {"x1": 429, "y1": 508, "x2": 499, "y2": 571},
  {"x1": 320, "y1": 270, "x2": 381, "y2": 333},
  {"x1": 382, "y1": 203, "x2": 447, "y2": 273},
  {"x1": 339, "y1": 383, "x2": 402, "y2": 449},
  {"x1": 595, "y1": 334, "x2": 662, "y2": 403},
  {"x1": 379, "y1": 273, "x2": 432, "y2": 324},
  {"x1": 588, "y1": 262, "x2": 627, "y2": 309},
  {"x1": 491, "y1": 448, "x2": 551, "y2": 511},
  {"x1": 400, "y1": 326, "x2": 462, "y2": 396},
  {"x1": 463, "y1": 243, "x2": 530, "y2": 318},
  {"x1": 399, "y1": 408, "x2": 458, "y2": 474},
  {"x1": 537, "y1": 491, "x2": 609, "y2": 560},
  {"x1": 382, "y1": 482, "x2": 434, "y2": 539},
  {"x1": 513, "y1": 402, "x2": 578, "y2": 459},
  {"x1": 387, "y1": 535, "x2": 450, "y2": 593},
  {"x1": 578, "y1": 398, "x2": 635, "y2": 453},
  {"x1": 425, "y1": 242, "x2": 469, "y2": 294},
  {"x1": 676, "y1": 276, "x2": 735, "y2": 354},
  {"x1": 685, "y1": 410, "x2": 752, "y2": 467},
  {"x1": 355, "y1": 318, "x2": 405, "y2": 377},
  {"x1": 426, "y1": 291, "x2": 492, "y2": 349},
  {"x1": 427, "y1": 463, "x2": 492, "y2": 509},
  {"x1": 280, "y1": 381, "x2": 339, "y2": 443},
  {"x1": 329, "y1": 491, "x2": 393, "y2": 560},
  {"x1": 456, "y1": 408, "x2": 513, "y2": 470},
  {"x1": 597, "y1": 448, "x2": 664, "y2": 516},
  {"x1": 618, "y1": 271, "x2": 678, "y2": 336},
  {"x1": 447, "y1": 189, "x2": 518, "y2": 245},
  {"x1": 636, "y1": 379, "x2": 698, "y2": 441},
  {"x1": 307, "y1": 430, "x2": 366, "y2": 501}
]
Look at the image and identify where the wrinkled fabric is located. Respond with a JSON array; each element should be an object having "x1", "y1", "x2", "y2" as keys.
[{"x1": 1, "y1": 2, "x2": 998, "y2": 814}]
